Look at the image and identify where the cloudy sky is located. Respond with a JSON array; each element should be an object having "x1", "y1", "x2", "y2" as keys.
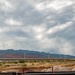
[{"x1": 0, "y1": 0, "x2": 75, "y2": 55}]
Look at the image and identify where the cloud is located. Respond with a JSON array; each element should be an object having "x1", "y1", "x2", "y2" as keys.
[
  {"x1": 36, "y1": 0, "x2": 73, "y2": 11},
  {"x1": 0, "y1": 0, "x2": 75, "y2": 55},
  {"x1": 4, "y1": 18, "x2": 23, "y2": 26},
  {"x1": 46, "y1": 22, "x2": 72, "y2": 35},
  {"x1": 0, "y1": 0, "x2": 16, "y2": 12}
]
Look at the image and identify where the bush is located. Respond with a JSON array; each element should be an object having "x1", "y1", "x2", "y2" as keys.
[
  {"x1": 22, "y1": 63, "x2": 27, "y2": 68},
  {"x1": 0, "y1": 63, "x2": 2, "y2": 66},
  {"x1": 23, "y1": 64, "x2": 27, "y2": 67},
  {"x1": 5, "y1": 64, "x2": 10, "y2": 67},
  {"x1": 28, "y1": 60, "x2": 34, "y2": 63},
  {"x1": 32, "y1": 63, "x2": 34, "y2": 65},
  {"x1": 19, "y1": 60, "x2": 25, "y2": 63},
  {"x1": 14, "y1": 61, "x2": 18, "y2": 64}
]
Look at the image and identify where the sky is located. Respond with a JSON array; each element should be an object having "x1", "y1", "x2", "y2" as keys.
[{"x1": 0, "y1": 0, "x2": 75, "y2": 55}]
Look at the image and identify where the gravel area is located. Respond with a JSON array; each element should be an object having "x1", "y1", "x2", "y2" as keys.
[{"x1": 42, "y1": 66, "x2": 75, "y2": 72}]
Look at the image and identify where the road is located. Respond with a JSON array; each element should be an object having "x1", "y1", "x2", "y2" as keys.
[
  {"x1": 0, "y1": 72, "x2": 75, "y2": 75},
  {"x1": 25, "y1": 72, "x2": 75, "y2": 75},
  {"x1": 0, "y1": 71, "x2": 75, "y2": 75}
]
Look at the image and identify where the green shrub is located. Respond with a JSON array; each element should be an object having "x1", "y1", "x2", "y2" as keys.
[
  {"x1": 0, "y1": 63, "x2": 2, "y2": 66},
  {"x1": 28, "y1": 60, "x2": 33, "y2": 63},
  {"x1": 14, "y1": 61, "x2": 18, "y2": 64},
  {"x1": 19, "y1": 60, "x2": 25, "y2": 63},
  {"x1": 32, "y1": 63, "x2": 34, "y2": 65},
  {"x1": 5, "y1": 64, "x2": 10, "y2": 67},
  {"x1": 22, "y1": 64, "x2": 27, "y2": 67}
]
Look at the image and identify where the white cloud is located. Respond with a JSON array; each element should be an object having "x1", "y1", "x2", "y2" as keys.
[
  {"x1": 36, "y1": 34, "x2": 44, "y2": 39},
  {"x1": 0, "y1": 0, "x2": 16, "y2": 12},
  {"x1": 33, "y1": 26, "x2": 46, "y2": 33},
  {"x1": 46, "y1": 22, "x2": 72, "y2": 35},
  {"x1": 0, "y1": 39, "x2": 15, "y2": 49},
  {"x1": 38, "y1": 37, "x2": 73, "y2": 55},
  {"x1": 47, "y1": 0, "x2": 73, "y2": 10},
  {"x1": 32, "y1": 25, "x2": 46, "y2": 40},
  {"x1": 0, "y1": 28, "x2": 3, "y2": 33},
  {"x1": 36, "y1": 2, "x2": 45, "y2": 11},
  {"x1": 59, "y1": 39, "x2": 73, "y2": 55},
  {"x1": 39, "y1": 38, "x2": 56, "y2": 49},
  {"x1": 0, "y1": 27, "x2": 9, "y2": 33},
  {"x1": 4, "y1": 18, "x2": 23, "y2": 26},
  {"x1": 36, "y1": 0, "x2": 73, "y2": 11}
]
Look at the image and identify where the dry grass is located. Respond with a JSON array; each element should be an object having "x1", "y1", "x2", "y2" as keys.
[{"x1": 0, "y1": 59, "x2": 75, "y2": 72}]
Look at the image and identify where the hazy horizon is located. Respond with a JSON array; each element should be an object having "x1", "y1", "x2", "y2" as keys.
[{"x1": 0, "y1": 0, "x2": 75, "y2": 55}]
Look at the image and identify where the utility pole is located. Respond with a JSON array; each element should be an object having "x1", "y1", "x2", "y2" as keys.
[
  {"x1": 24, "y1": 51, "x2": 25, "y2": 59},
  {"x1": 65, "y1": 54, "x2": 66, "y2": 61},
  {"x1": 60, "y1": 54, "x2": 61, "y2": 59},
  {"x1": 48, "y1": 53, "x2": 49, "y2": 59}
]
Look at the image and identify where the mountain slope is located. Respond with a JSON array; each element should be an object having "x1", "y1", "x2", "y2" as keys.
[{"x1": 0, "y1": 49, "x2": 75, "y2": 59}]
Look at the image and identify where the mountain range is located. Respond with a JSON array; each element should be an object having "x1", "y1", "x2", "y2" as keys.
[{"x1": 0, "y1": 49, "x2": 75, "y2": 59}]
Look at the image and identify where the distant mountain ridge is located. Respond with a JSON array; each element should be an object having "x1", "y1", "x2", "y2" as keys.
[{"x1": 0, "y1": 49, "x2": 75, "y2": 59}]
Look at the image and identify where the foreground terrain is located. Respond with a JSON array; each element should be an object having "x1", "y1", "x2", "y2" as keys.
[{"x1": 0, "y1": 59, "x2": 75, "y2": 72}]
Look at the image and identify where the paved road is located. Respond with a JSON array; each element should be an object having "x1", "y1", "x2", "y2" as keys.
[
  {"x1": 0, "y1": 72, "x2": 21, "y2": 75},
  {"x1": 25, "y1": 72, "x2": 75, "y2": 75},
  {"x1": 0, "y1": 72, "x2": 75, "y2": 75}
]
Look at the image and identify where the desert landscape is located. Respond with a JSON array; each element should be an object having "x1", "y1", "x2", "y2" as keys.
[{"x1": 0, "y1": 59, "x2": 75, "y2": 73}]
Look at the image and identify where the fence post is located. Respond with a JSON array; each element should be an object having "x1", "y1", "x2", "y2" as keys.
[
  {"x1": 52, "y1": 66, "x2": 53, "y2": 75},
  {"x1": 22, "y1": 68, "x2": 24, "y2": 75}
]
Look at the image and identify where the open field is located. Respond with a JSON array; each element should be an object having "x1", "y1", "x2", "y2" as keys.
[{"x1": 0, "y1": 59, "x2": 75, "y2": 72}]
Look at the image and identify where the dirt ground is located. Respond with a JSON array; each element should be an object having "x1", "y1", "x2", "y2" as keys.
[{"x1": 0, "y1": 60, "x2": 75, "y2": 72}]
